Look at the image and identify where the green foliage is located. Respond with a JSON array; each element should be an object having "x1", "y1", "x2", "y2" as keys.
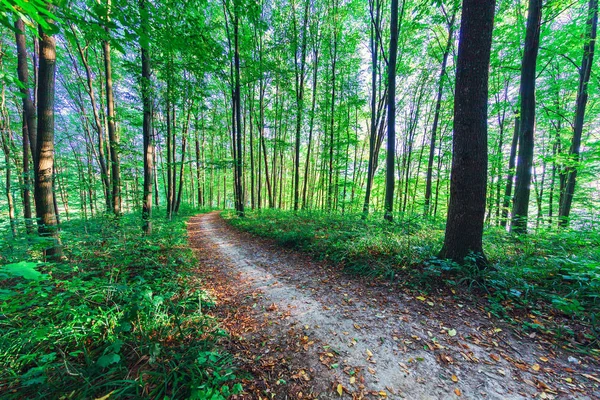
[
  {"x1": 225, "y1": 209, "x2": 445, "y2": 279},
  {"x1": 0, "y1": 210, "x2": 241, "y2": 399}
]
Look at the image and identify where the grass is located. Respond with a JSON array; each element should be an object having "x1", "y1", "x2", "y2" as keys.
[
  {"x1": 225, "y1": 209, "x2": 600, "y2": 352},
  {"x1": 0, "y1": 208, "x2": 242, "y2": 399}
]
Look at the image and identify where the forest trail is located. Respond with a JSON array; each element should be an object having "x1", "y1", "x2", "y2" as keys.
[{"x1": 187, "y1": 212, "x2": 599, "y2": 400}]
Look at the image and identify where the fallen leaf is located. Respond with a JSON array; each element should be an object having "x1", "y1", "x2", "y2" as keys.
[
  {"x1": 366, "y1": 349, "x2": 373, "y2": 358},
  {"x1": 337, "y1": 384, "x2": 343, "y2": 396},
  {"x1": 539, "y1": 356, "x2": 549, "y2": 362},
  {"x1": 532, "y1": 364, "x2": 540, "y2": 372},
  {"x1": 454, "y1": 388, "x2": 462, "y2": 396},
  {"x1": 448, "y1": 329, "x2": 457, "y2": 337},
  {"x1": 489, "y1": 354, "x2": 500, "y2": 362},
  {"x1": 451, "y1": 375, "x2": 458, "y2": 383},
  {"x1": 350, "y1": 376, "x2": 356, "y2": 384},
  {"x1": 379, "y1": 391, "x2": 387, "y2": 397},
  {"x1": 95, "y1": 392, "x2": 115, "y2": 400},
  {"x1": 582, "y1": 373, "x2": 600, "y2": 384},
  {"x1": 416, "y1": 296, "x2": 426, "y2": 301}
]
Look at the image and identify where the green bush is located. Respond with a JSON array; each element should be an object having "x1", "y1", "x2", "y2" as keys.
[{"x1": 0, "y1": 209, "x2": 241, "y2": 399}]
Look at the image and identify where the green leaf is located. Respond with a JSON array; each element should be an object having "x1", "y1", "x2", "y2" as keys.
[
  {"x1": 0, "y1": 261, "x2": 46, "y2": 281},
  {"x1": 97, "y1": 353, "x2": 121, "y2": 368}
]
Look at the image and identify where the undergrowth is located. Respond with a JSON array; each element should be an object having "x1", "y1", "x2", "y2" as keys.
[
  {"x1": 225, "y1": 209, "x2": 600, "y2": 352},
  {"x1": 0, "y1": 208, "x2": 241, "y2": 399}
]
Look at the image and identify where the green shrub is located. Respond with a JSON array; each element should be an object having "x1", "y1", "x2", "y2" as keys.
[{"x1": 0, "y1": 209, "x2": 241, "y2": 399}]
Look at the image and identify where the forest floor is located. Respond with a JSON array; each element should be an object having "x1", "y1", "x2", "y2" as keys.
[{"x1": 187, "y1": 212, "x2": 600, "y2": 400}]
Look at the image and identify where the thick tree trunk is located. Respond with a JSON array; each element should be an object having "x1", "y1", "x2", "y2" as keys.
[
  {"x1": 559, "y1": 0, "x2": 598, "y2": 226},
  {"x1": 438, "y1": 0, "x2": 495, "y2": 264},
  {"x1": 34, "y1": 25, "x2": 63, "y2": 260},
  {"x1": 511, "y1": 0, "x2": 542, "y2": 234}
]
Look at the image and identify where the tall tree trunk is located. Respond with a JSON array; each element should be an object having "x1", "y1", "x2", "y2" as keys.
[
  {"x1": 302, "y1": 20, "x2": 320, "y2": 209},
  {"x1": 291, "y1": 0, "x2": 310, "y2": 211},
  {"x1": 424, "y1": 7, "x2": 455, "y2": 216},
  {"x1": 438, "y1": 0, "x2": 495, "y2": 264},
  {"x1": 72, "y1": 26, "x2": 112, "y2": 211},
  {"x1": 175, "y1": 104, "x2": 192, "y2": 213},
  {"x1": 0, "y1": 107, "x2": 17, "y2": 237},
  {"x1": 501, "y1": 115, "x2": 519, "y2": 227},
  {"x1": 140, "y1": 0, "x2": 153, "y2": 234},
  {"x1": 384, "y1": 0, "x2": 403, "y2": 221},
  {"x1": 234, "y1": 9, "x2": 245, "y2": 216},
  {"x1": 103, "y1": 20, "x2": 122, "y2": 216},
  {"x1": 559, "y1": 0, "x2": 598, "y2": 226},
  {"x1": 34, "y1": 24, "x2": 63, "y2": 260},
  {"x1": 363, "y1": 0, "x2": 384, "y2": 218},
  {"x1": 14, "y1": 18, "x2": 36, "y2": 233},
  {"x1": 511, "y1": 0, "x2": 542, "y2": 234},
  {"x1": 327, "y1": 0, "x2": 339, "y2": 212}
]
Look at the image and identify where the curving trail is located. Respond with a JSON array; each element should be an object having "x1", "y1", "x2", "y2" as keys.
[{"x1": 187, "y1": 212, "x2": 599, "y2": 400}]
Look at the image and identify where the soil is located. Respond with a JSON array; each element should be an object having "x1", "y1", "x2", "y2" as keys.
[{"x1": 187, "y1": 212, "x2": 600, "y2": 400}]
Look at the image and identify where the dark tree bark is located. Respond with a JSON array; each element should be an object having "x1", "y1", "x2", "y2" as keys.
[
  {"x1": 438, "y1": 0, "x2": 495, "y2": 264},
  {"x1": 363, "y1": 0, "x2": 386, "y2": 218},
  {"x1": 384, "y1": 0, "x2": 403, "y2": 221},
  {"x1": 233, "y1": 7, "x2": 245, "y2": 216},
  {"x1": 140, "y1": 0, "x2": 153, "y2": 234},
  {"x1": 511, "y1": 0, "x2": 542, "y2": 233},
  {"x1": 34, "y1": 24, "x2": 63, "y2": 260},
  {"x1": 558, "y1": 0, "x2": 598, "y2": 226}
]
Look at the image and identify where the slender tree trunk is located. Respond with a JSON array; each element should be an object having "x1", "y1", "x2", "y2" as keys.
[
  {"x1": 363, "y1": 0, "x2": 383, "y2": 218},
  {"x1": 141, "y1": 0, "x2": 153, "y2": 234},
  {"x1": 0, "y1": 117, "x2": 17, "y2": 237},
  {"x1": 103, "y1": 19, "x2": 121, "y2": 216},
  {"x1": 424, "y1": 8, "x2": 455, "y2": 215},
  {"x1": 559, "y1": 0, "x2": 598, "y2": 226},
  {"x1": 438, "y1": 0, "x2": 495, "y2": 265},
  {"x1": 292, "y1": 0, "x2": 310, "y2": 211},
  {"x1": 302, "y1": 22, "x2": 320, "y2": 209},
  {"x1": 14, "y1": 18, "x2": 36, "y2": 232},
  {"x1": 384, "y1": 0, "x2": 403, "y2": 221},
  {"x1": 501, "y1": 116, "x2": 519, "y2": 227},
  {"x1": 327, "y1": 1, "x2": 339, "y2": 212},
  {"x1": 511, "y1": 0, "x2": 542, "y2": 233}
]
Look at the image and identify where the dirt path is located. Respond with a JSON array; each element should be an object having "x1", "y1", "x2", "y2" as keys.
[{"x1": 188, "y1": 212, "x2": 599, "y2": 400}]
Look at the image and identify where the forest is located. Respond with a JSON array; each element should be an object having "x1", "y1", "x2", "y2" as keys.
[{"x1": 1, "y1": 0, "x2": 600, "y2": 398}]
